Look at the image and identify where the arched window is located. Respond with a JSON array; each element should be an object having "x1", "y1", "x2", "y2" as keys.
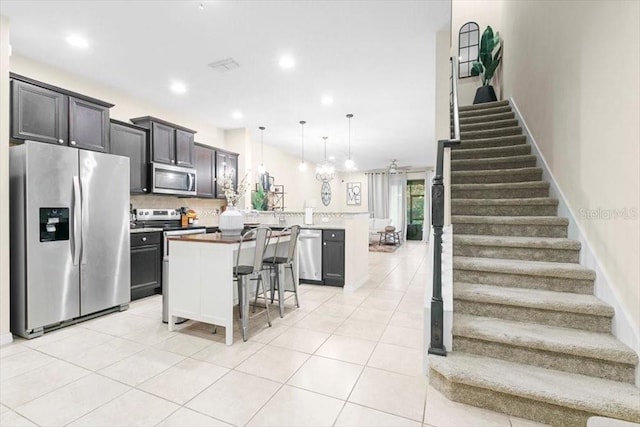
[{"x1": 458, "y1": 22, "x2": 480, "y2": 78}]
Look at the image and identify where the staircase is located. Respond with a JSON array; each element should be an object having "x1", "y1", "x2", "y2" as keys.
[{"x1": 429, "y1": 100, "x2": 640, "y2": 426}]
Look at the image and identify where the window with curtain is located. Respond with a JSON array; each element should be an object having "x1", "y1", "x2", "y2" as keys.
[
  {"x1": 406, "y1": 180, "x2": 425, "y2": 240},
  {"x1": 459, "y1": 21, "x2": 480, "y2": 78}
]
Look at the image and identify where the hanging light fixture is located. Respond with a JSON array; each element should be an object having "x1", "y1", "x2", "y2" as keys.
[
  {"x1": 298, "y1": 121, "x2": 308, "y2": 172},
  {"x1": 315, "y1": 137, "x2": 335, "y2": 182},
  {"x1": 257, "y1": 126, "x2": 266, "y2": 174},
  {"x1": 344, "y1": 113, "x2": 355, "y2": 170}
]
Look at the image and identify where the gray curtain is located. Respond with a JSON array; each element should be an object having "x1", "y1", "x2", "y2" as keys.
[
  {"x1": 367, "y1": 172, "x2": 389, "y2": 218},
  {"x1": 388, "y1": 173, "x2": 407, "y2": 237}
]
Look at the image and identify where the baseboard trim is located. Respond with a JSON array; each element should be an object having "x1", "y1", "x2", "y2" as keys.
[
  {"x1": 0, "y1": 332, "x2": 14, "y2": 346},
  {"x1": 510, "y1": 97, "x2": 640, "y2": 385}
]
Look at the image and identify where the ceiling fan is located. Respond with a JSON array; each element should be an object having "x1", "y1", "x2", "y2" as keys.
[{"x1": 387, "y1": 159, "x2": 412, "y2": 174}]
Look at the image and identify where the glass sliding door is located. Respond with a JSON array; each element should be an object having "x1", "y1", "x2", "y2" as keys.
[{"x1": 406, "y1": 179, "x2": 425, "y2": 240}]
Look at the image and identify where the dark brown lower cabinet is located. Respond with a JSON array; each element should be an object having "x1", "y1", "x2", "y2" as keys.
[
  {"x1": 322, "y1": 229, "x2": 345, "y2": 286},
  {"x1": 130, "y1": 232, "x2": 162, "y2": 301}
]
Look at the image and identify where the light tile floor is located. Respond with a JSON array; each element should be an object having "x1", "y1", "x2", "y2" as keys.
[{"x1": 0, "y1": 241, "x2": 548, "y2": 427}]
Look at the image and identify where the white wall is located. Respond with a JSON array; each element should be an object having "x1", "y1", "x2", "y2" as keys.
[
  {"x1": 451, "y1": 0, "x2": 503, "y2": 106},
  {"x1": 500, "y1": 0, "x2": 640, "y2": 339},
  {"x1": 0, "y1": 16, "x2": 11, "y2": 345}
]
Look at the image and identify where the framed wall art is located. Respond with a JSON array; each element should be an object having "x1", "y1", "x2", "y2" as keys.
[{"x1": 346, "y1": 182, "x2": 361, "y2": 205}]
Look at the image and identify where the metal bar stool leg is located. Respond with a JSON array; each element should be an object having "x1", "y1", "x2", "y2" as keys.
[
  {"x1": 240, "y1": 276, "x2": 249, "y2": 342},
  {"x1": 288, "y1": 264, "x2": 300, "y2": 308},
  {"x1": 259, "y1": 271, "x2": 271, "y2": 326}
]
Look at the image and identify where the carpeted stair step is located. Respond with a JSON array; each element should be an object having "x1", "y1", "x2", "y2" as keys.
[
  {"x1": 453, "y1": 256, "x2": 595, "y2": 294},
  {"x1": 453, "y1": 135, "x2": 527, "y2": 150},
  {"x1": 459, "y1": 119, "x2": 520, "y2": 132},
  {"x1": 453, "y1": 234, "x2": 579, "y2": 263},
  {"x1": 428, "y1": 353, "x2": 640, "y2": 425},
  {"x1": 451, "y1": 167, "x2": 543, "y2": 184},
  {"x1": 451, "y1": 181, "x2": 549, "y2": 199},
  {"x1": 452, "y1": 314, "x2": 637, "y2": 383},
  {"x1": 451, "y1": 144, "x2": 531, "y2": 160},
  {"x1": 451, "y1": 198, "x2": 558, "y2": 217},
  {"x1": 458, "y1": 100, "x2": 510, "y2": 112},
  {"x1": 452, "y1": 215, "x2": 568, "y2": 238},
  {"x1": 459, "y1": 111, "x2": 515, "y2": 125},
  {"x1": 451, "y1": 155, "x2": 537, "y2": 172},
  {"x1": 461, "y1": 126, "x2": 523, "y2": 140},
  {"x1": 459, "y1": 105, "x2": 512, "y2": 119},
  {"x1": 453, "y1": 283, "x2": 613, "y2": 333}
]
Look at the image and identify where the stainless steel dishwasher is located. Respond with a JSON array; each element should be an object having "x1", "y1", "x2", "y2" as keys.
[{"x1": 298, "y1": 229, "x2": 323, "y2": 283}]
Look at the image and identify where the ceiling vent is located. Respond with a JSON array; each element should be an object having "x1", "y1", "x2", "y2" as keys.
[{"x1": 208, "y1": 58, "x2": 239, "y2": 72}]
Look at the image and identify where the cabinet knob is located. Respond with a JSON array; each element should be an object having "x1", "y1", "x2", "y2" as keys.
[
  {"x1": 142, "y1": 237, "x2": 147, "y2": 242},
  {"x1": 58, "y1": 139, "x2": 64, "y2": 144},
  {"x1": 323, "y1": 242, "x2": 326, "y2": 246},
  {"x1": 143, "y1": 188, "x2": 147, "y2": 192},
  {"x1": 331, "y1": 233, "x2": 335, "y2": 237},
  {"x1": 171, "y1": 160, "x2": 175, "y2": 163},
  {"x1": 70, "y1": 140, "x2": 76, "y2": 145}
]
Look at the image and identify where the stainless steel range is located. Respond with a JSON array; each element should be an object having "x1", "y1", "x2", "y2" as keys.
[{"x1": 135, "y1": 209, "x2": 206, "y2": 323}]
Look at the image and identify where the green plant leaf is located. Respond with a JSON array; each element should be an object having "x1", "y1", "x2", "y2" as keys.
[{"x1": 471, "y1": 62, "x2": 483, "y2": 76}]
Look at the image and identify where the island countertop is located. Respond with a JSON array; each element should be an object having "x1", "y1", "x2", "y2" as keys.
[{"x1": 168, "y1": 230, "x2": 290, "y2": 244}]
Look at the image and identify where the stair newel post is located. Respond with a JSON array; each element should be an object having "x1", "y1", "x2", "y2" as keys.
[
  {"x1": 429, "y1": 57, "x2": 461, "y2": 356},
  {"x1": 429, "y1": 141, "x2": 447, "y2": 355}
]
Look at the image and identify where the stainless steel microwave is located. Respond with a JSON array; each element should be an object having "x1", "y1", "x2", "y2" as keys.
[{"x1": 151, "y1": 162, "x2": 197, "y2": 196}]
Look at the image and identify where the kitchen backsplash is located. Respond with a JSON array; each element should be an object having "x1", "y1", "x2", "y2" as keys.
[{"x1": 130, "y1": 195, "x2": 226, "y2": 226}]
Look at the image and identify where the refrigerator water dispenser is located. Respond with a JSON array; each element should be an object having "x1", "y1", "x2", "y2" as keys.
[{"x1": 39, "y1": 208, "x2": 69, "y2": 242}]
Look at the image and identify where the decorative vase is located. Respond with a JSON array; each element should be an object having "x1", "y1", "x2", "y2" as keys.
[
  {"x1": 473, "y1": 85, "x2": 498, "y2": 104},
  {"x1": 218, "y1": 206, "x2": 244, "y2": 236}
]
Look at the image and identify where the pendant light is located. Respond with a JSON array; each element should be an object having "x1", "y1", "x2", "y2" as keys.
[
  {"x1": 344, "y1": 113, "x2": 355, "y2": 170},
  {"x1": 315, "y1": 137, "x2": 335, "y2": 182},
  {"x1": 298, "y1": 121, "x2": 308, "y2": 172},
  {"x1": 257, "y1": 126, "x2": 266, "y2": 174}
]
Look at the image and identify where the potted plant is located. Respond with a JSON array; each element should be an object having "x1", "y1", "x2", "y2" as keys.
[
  {"x1": 471, "y1": 25, "x2": 502, "y2": 104},
  {"x1": 218, "y1": 171, "x2": 249, "y2": 236}
]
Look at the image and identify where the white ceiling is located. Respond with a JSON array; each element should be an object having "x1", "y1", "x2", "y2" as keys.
[{"x1": 1, "y1": 0, "x2": 451, "y2": 171}]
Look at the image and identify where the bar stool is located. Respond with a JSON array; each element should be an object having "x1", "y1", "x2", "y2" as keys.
[
  {"x1": 234, "y1": 226, "x2": 272, "y2": 341},
  {"x1": 261, "y1": 225, "x2": 301, "y2": 318}
]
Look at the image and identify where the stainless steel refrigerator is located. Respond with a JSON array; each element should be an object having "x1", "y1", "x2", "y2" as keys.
[{"x1": 10, "y1": 141, "x2": 130, "y2": 339}]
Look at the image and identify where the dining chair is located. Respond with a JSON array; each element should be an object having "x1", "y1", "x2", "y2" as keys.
[
  {"x1": 260, "y1": 225, "x2": 301, "y2": 318},
  {"x1": 234, "y1": 226, "x2": 272, "y2": 341}
]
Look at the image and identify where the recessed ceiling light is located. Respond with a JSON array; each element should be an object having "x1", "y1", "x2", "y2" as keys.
[
  {"x1": 170, "y1": 81, "x2": 187, "y2": 94},
  {"x1": 279, "y1": 55, "x2": 295, "y2": 69},
  {"x1": 232, "y1": 111, "x2": 243, "y2": 119},
  {"x1": 321, "y1": 96, "x2": 334, "y2": 105},
  {"x1": 66, "y1": 34, "x2": 89, "y2": 49}
]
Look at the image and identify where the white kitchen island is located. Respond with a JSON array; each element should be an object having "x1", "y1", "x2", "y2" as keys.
[{"x1": 167, "y1": 232, "x2": 290, "y2": 345}]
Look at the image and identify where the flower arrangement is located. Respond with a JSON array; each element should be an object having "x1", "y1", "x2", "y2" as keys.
[{"x1": 220, "y1": 170, "x2": 249, "y2": 207}]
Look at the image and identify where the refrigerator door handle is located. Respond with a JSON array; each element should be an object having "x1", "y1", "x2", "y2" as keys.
[
  {"x1": 80, "y1": 176, "x2": 88, "y2": 265},
  {"x1": 72, "y1": 175, "x2": 82, "y2": 266}
]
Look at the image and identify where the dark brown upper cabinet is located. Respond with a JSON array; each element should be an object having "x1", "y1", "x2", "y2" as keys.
[
  {"x1": 130, "y1": 116, "x2": 196, "y2": 168},
  {"x1": 194, "y1": 143, "x2": 215, "y2": 198},
  {"x1": 10, "y1": 75, "x2": 113, "y2": 152},
  {"x1": 109, "y1": 120, "x2": 149, "y2": 194},
  {"x1": 215, "y1": 149, "x2": 239, "y2": 199}
]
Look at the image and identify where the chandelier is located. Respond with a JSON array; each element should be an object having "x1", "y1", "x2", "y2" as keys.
[{"x1": 315, "y1": 137, "x2": 335, "y2": 182}]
